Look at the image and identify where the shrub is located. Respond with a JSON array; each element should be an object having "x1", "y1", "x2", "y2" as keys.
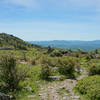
[
  {"x1": 41, "y1": 56, "x2": 58, "y2": 67},
  {"x1": 47, "y1": 46, "x2": 54, "y2": 53},
  {"x1": 75, "y1": 75, "x2": 100, "y2": 100},
  {"x1": 0, "y1": 55, "x2": 28, "y2": 92},
  {"x1": 86, "y1": 55, "x2": 91, "y2": 61},
  {"x1": 40, "y1": 56, "x2": 59, "y2": 80},
  {"x1": 47, "y1": 57, "x2": 58, "y2": 67},
  {"x1": 50, "y1": 50, "x2": 62, "y2": 57},
  {"x1": 57, "y1": 57, "x2": 76, "y2": 78},
  {"x1": 22, "y1": 51, "x2": 27, "y2": 61},
  {"x1": 41, "y1": 64, "x2": 51, "y2": 80},
  {"x1": 31, "y1": 59, "x2": 36, "y2": 65},
  {"x1": 88, "y1": 63, "x2": 100, "y2": 75}
]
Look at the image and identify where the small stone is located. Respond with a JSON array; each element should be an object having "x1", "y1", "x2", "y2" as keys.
[
  {"x1": 38, "y1": 94, "x2": 42, "y2": 96},
  {"x1": 20, "y1": 62, "x2": 28, "y2": 65},
  {"x1": 49, "y1": 76, "x2": 61, "y2": 80},
  {"x1": 24, "y1": 86, "x2": 32, "y2": 91},
  {"x1": 28, "y1": 95, "x2": 34, "y2": 98},
  {"x1": 10, "y1": 95, "x2": 14, "y2": 99},
  {"x1": 62, "y1": 96, "x2": 70, "y2": 100},
  {"x1": 71, "y1": 96, "x2": 80, "y2": 99}
]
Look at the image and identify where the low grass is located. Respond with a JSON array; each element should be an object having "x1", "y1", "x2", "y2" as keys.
[{"x1": 14, "y1": 65, "x2": 43, "y2": 100}]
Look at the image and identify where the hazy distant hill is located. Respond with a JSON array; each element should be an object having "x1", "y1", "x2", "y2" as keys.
[{"x1": 29, "y1": 40, "x2": 100, "y2": 51}]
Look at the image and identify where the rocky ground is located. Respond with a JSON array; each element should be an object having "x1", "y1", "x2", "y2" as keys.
[
  {"x1": 28, "y1": 68, "x2": 87, "y2": 100},
  {"x1": 38, "y1": 79, "x2": 79, "y2": 100}
]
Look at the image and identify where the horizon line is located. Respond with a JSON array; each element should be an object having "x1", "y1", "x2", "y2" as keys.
[{"x1": 27, "y1": 40, "x2": 100, "y2": 42}]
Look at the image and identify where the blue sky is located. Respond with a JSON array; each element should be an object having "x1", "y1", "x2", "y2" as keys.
[{"x1": 0, "y1": 0, "x2": 100, "y2": 41}]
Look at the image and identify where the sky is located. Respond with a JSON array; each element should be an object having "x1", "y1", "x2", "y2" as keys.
[{"x1": 0, "y1": 0, "x2": 100, "y2": 41}]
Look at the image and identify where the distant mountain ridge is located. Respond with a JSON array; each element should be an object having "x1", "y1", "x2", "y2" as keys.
[{"x1": 29, "y1": 40, "x2": 100, "y2": 51}]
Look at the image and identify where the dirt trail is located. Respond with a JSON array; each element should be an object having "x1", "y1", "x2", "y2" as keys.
[
  {"x1": 38, "y1": 68, "x2": 88, "y2": 100},
  {"x1": 38, "y1": 79, "x2": 79, "y2": 100},
  {"x1": 77, "y1": 68, "x2": 88, "y2": 80},
  {"x1": 28, "y1": 68, "x2": 88, "y2": 100}
]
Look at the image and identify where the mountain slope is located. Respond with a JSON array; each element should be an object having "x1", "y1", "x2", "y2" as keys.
[{"x1": 0, "y1": 33, "x2": 42, "y2": 50}]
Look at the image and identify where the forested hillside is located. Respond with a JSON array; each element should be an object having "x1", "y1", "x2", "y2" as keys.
[{"x1": 0, "y1": 33, "x2": 32, "y2": 50}]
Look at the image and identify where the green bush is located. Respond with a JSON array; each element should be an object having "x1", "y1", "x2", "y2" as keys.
[
  {"x1": 40, "y1": 56, "x2": 59, "y2": 80},
  {"x1": 57, "y1": 57, "x2": 76, "y2": 78},
  {"x1": 88, "y1": 63, "x2": 100, "y2": 75},
  {"x1": 0, "y1": 55, "x2": 28, "y2": 92},
  {"x1": 50, "y1": 50, "x2": 62, "y2": 57},
  {"x1": 41, "y1": 56, "x2": 58, "y2": 67},
  {"x1": 47, "y1": 57, "x2": 58, "y2": 67},
  {"x1": 41, "y1": 64, "x2": 51, "y2": 80},
  {"x1": 75, "y1": 75, "x2": 100, "y2": 100}
]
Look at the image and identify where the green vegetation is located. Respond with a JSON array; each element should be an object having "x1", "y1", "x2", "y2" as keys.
[
  {"x1": 0, "y1": 33, "x2": 99, "y2": 100},
  {"x1": 0, "y1": 55, "x2": 28, "y2": 93},
  {"x1": 75, "y1": 75, "x2": 100, "y2": 100},
  {"x1": 57, "y1": 57, "x2": 77, "y2": 78},
  {"x1": 0, "y1": 33, "x2": 42, "y2": 50},
  {"x1": 15, "y1": 65, "x2": 42, "y2": 100},
  {"x1": 41, "y1": 63, "x2": 52, "y2": 80},
  {"x1": 58, "y1": 88, "x2": 70, "y2": 97},
  {"x1": 88, "y1": 63, "x2": 100, "y2": 75}
]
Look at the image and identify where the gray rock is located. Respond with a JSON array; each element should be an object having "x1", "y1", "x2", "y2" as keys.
[
  {"x1": 28, "y1": 95, "x2": 35, "y2": 98},
  {"x1": 38, "y1": 94, "x2": 43, "y2": 96},
  {"x1": 62, "y1": 96, "x2": 70, "y2": 100},
  {"x1": 71, "y1": 96, "x2": 80, "y2": 99},
  {"x1": 20, "y1": 62, "x2": 28, "y2": 65},
  {"x1": 53, "y1": 67, "x2": 58, "y2": 70},
  {"x1": 49, "y1": 76, "x2": 61, "y2": 80},
  {"x1": 24, "y1": 86, "x2": 32, "y2": 91},
  {"x1": 0, "y1": 93, "x2": 10, "y2": 100}
]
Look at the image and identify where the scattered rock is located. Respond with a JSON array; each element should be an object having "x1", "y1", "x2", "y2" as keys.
[
  {"x1": 53, "y1": 67, "x2": 58, "y2": 70},
  {"x1": 0, "y1": 93, "x2": 10, "y2": 100},
  {"x1": 48, "y1": 86, "x2": 53, "y2": 89},
  {"x1": 24, "y1": 86, "x2": 32, "y2": 91},
  {"x1": 62, "y1": 96, "x2": 70, "y2": 100},
  {"x1": 71, "y1": 96, "x2": 80, "y2": 99},
  {"x1": 38, "y1": 94, "x2": 42, "y2": 96},
  {"x1": 19, "y1": 62, "x2": 28, "y2": 65},
  {"x1": 49, "y1": 76, "x2": 61, "y2": 80},
  {"x1": 59, "y1": 86, "x2": 65, "y2": 89},
  {"x1": 28, "y1": 95, "x2": 35, "y2": 98}
]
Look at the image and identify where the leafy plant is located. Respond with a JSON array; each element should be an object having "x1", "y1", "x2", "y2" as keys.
[
  {"x1": 57, "y1": 57, "x2": 76, "y2": 78},
  {"x1": 41, "y1": 63, "x2": 51, "y2": 80},
  {"x1": 88, "y1": 63, "x2": 100, "y2": 75},
  {"x1": 0, "y1": 55, "x2": 29, "y2": 92},
  {"x1": 75, "y1": 75, "x2": 100, "y2": 100}
]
